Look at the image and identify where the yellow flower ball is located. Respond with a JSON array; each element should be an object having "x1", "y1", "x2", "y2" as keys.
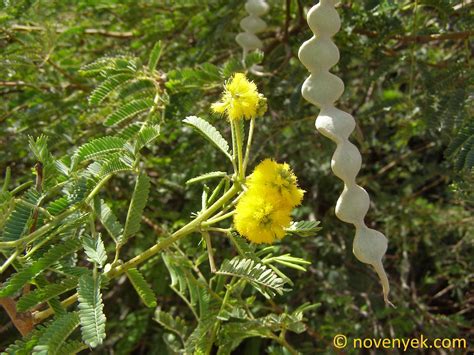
[
  {"x1": 247, "y1": 159, "x2": 305, "y2": 208},
  {"x1": 211, "y1": 73, "x2": 266, "y2": 121},
  {"x1": 234, "y1": 190, "x2": 292, "y2": 244}
]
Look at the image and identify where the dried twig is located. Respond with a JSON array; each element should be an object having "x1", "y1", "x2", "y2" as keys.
[{"x1": 0, "y1": 297, "x2": 34, "y2": 336}]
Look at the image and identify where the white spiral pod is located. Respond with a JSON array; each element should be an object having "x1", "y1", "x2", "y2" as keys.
[
  {"x1": 236, "y1": 0, "x2": 269, "y2": 57},
  {"x1": 298, "y1": 0, "x2": 392, "y2": 305}
]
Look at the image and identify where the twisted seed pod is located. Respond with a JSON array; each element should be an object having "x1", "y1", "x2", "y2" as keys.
[
  {"x1": 235, "y1": 0, "x2": 269, "y2": 57},
  {"x1": 298, "y1": 0, "x2": 392, "y2": 305}
]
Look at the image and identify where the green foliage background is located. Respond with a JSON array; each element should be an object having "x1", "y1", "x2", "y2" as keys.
[{"x1": 1, "y1": 0, "x2": 472, "y2": 353}]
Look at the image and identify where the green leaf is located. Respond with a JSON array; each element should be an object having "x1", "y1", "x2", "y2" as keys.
[
  {"x1": 47, "y1": 196, "x2": 71, "y2": 216},
  {"x1": 80, "y1": 55, "x2": 137, "y2": 77},
  {"x1": 184, "y1": 311, "x2": 218, "y2": 354},
  {"x1": 89, "y1": 73, "x2": 133, "y2": 106},
  {"x1": 17, "y1": 278, "x2": 78, "y2": 312},
  {"x1": 97, "y1": 154, "x2": 134, "y2": 177},
  {"x1": 48, "y1": 298, "x2": 67, "y2": 317},
  {"x1": 79, "y1": 57, "x2": 117, "y2": 76},
  {"x1": 104, "y1": 98, "x2": 154, "y2": 127},
  {"x1": 244, "y1": 49, "x2": 264, "y2": 68},
  {"x1": 126, "y1": 268, "x2": 157, "y2": 308},
  {"x1": 93, "y1": 198, "x2": 123, "y2": 242},
  {"x1": 148, "y1": 41, "x2": 162, "y2": 71},
  {"x1": 264, "y1": 254, "x2": 311, "y2": 272},
  {"x1": 186, "y1": 171, "x2": 227, "y2": 185},
  {"x1": 183, "y1": 116, "x2": 232, "y2": 162},
  {"x1": 119, "y1": 79, "x2": 155, "y2": 100},
  {"x1": 32, "y1": 312, "x2": 80, "y2": 355},
  {"x1": 77, "y1": 274, "x2": 106, "y2": 348},
  {"x1": 285, "y1": 220, "x2": 321, "y2": 237},
  {"x1": 221, "y1": 58, "x2": 243, "y2": 78},
  {"x1": 199, "y1": 63, "x2": 221, "y2": 81},
  {"x1": 218, "y1": 313, "x2": 306, "y2": 352},
  {"x1": 1, "y1": 188, "x2": 40, "y2": 242},
  {"x1": 82, "y1": 234, "x2": 107, "y2": 268},
  {"x1": 120, "y1": 173, "x2": 150, "y2": 244},
  {"x1": 28, "y1": 135, "x2": 51, "y2": 164},
  {"x1": 1, "y1": 324, "x2": 47, "y2": 355},
  {"x1": 0, "y1": 239, "x2": 82, "y2": 297},
  {"x1": 161, "y1": 253, "x2": 214, "y2": 319},
  {"x1": 217, "y1": 257, "x2": 288, "y2": 298},
  {"x1": 57, "y1": 341, "x2": 87, "y2": 354},
  {"x1": 73, "y1": 136, "x2": 126, "y2": 166},
  {"x1": 134, "y1": 124, "x2": 161, "y2": 152},
  {"x1": 228, "y1": 232, "x2": 257, "y2": 259},
  {"x1": 154, "y1": 308, "x2": 189, "y2": 344}
]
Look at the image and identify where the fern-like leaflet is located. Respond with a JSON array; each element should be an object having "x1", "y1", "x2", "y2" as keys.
[
  {"x1": 16, "y1": 278, "x2": 78, "y2": 312},
  {"x1": 183, "y1": 116, "x2": 232, "y2": 162},
  {"x1": 32, "y1": 312, "x2": 80, "y2": 355},
  {"x1": 126, "y1": 268, "x2": 157, "y2": 308},
  {"x1": 0, "y1": 239, "x2": 82, "y2": 297},
  {"x1": 104, "y1": 98, "x2": 154, "y2": 127},
  {"x1": 77, "y1": 274, "x2": 106, "y2": 348},
  {"x1": 120, "y1": 173, "x2": 150, "y2": 245},
  {"x1": 73, "y1": 136, "x2": 126, "y2": 167},
  {"x1": 217, "y1": 257, "x2": 288, "y2": 298},
  {"x1": 1, "y1": 188, "x2": 40, "y2": 242}
]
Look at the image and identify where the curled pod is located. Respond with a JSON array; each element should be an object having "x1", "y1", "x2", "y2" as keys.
[
  {"x1": 298, "y1": 0, "x2": 392, "y2": 305},
  {"x1": 236, "y1": 0, "x2": 269, "y2": 55}
]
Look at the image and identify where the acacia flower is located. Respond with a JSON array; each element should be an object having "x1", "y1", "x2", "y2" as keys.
[
  {"x1": 247, "y1": 159, "x2": 305, "y2": 208},
  {"x1": 211, "y1": 73, "x2": 266, "y2": 120},
  {"x1": 234, "y1": 192, "x2": 291, "y2": 244}
]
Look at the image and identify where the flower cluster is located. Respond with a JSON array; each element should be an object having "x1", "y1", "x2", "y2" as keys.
[
  {"x1": 234, "y1": 159, "x2": 305, "y2": 244},
  {"x1": 212, "y1": 73, "x2": 267, "y2": 121}
]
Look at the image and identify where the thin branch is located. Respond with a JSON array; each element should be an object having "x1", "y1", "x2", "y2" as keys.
[
  {"x1": 283, "y1": 0, "x2": 291, "y2": 41},
  {"x1": 10, "y1": 24, "x2": 134, "y2": 39},
  {"x1": 354, "y1": 29, "x2": 473, "y2": 44}
]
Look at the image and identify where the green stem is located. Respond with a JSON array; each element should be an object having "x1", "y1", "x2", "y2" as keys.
[
  {"x1": 206, "y1": 277, "x2": 237, "y2": 354},
  {"x1": 205, "y1": 227, "x2": 231, "y2": 234},
  {"x1": 16, "y1": 199, "x2": 52, "y2": 220},
  {"x1": 10, "y1": 181, "x2": 33, "y2": 195},
  {"x1": 85, "y1": 174, "x2": 112, "y2": 204},
  {"x1": 230, "y1": 120, "x2": 238, "y2": 174},
  {"x1": 234, "y1": 120, "x2": 244, "y2": 179},
  {"x1": 106, "y1": 183, "x2": 240, "y2": 279},
  {"x1": 273, "y1": 333, "x2": 299, "y2": 355},
  {"x1": 33, "y1": 294, "x2": 78, "y2": 322},
  {"x1": 202, "y1": 211, "x2": 235, "y2": 226},
  {"x1": 242, "y1": 118, "x2": 255, "y2": 176},
  {"x1": 203, "y1": 231, "x2": 216, "y2": 273},
  {"x1": 0, "y1": 249, "x2": 20, "y2": 273},
  {"x1": 171, "y1": 285, "x2": 199, "y2": 320},
  {"x1": 2, "y1": 167, "x2": 11, "y2": 192},
  {"x1": 207, "y1": 178, "x2": 226, "y2": 205}
]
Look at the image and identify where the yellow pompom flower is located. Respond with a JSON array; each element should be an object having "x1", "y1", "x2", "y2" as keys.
[
  {"x1": 211, "y1": 73, "x2": 266, "y2": 121},
  {"x1": 234, "y1": 191, "x2": 292, "y2": 244},
  {"x1": 247, "y1": 159, "x2": 305, "y2": 208}
]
